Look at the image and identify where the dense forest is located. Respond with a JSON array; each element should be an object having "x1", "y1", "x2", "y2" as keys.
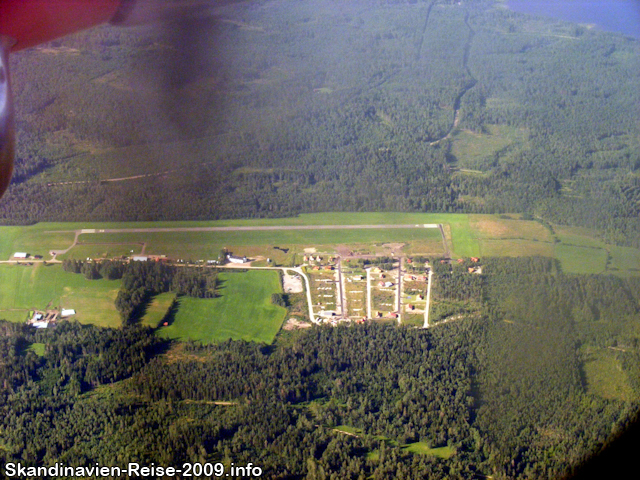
[
  {"x1": 0, "y1": 257, "x2": 639, "y2": 478},
  {"x1": 0, "y1": 0, "x2": 638, "y2": 248}
]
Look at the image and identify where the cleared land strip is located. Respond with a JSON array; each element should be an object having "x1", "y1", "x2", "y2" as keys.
[
  {"x1": 423, "y1": 268, "x2": 433, "y2": 328},
  {"x1": 47, "y1": 224, "x2": 441, "y2": 235}
]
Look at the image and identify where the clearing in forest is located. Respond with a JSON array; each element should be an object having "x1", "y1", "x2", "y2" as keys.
[{"x1": 156, "y1": 270, "x2": 287, "y2": 344}]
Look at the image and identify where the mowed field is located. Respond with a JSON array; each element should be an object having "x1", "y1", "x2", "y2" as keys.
[
  {"x1": 0, "y1": 263, "x2": 121, "y2": 327},
  {"x1": 71, "y1": 227, "x2": 444, "y2": 261},
  {"x1": 156, "y1": 270, "x2": 287, "y2": 344}
]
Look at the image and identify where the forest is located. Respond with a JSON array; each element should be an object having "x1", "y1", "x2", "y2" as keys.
[
  {"x1": 0, "y1": 0, "x2": 638, "y2": 249},
  {"x1": 0, "y1": 257, "x2": 638, "y2": 478}
]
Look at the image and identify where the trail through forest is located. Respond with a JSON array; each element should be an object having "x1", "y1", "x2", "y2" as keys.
[{"x1": 430, "y1": 10, "x2": 477, "y2": 145}]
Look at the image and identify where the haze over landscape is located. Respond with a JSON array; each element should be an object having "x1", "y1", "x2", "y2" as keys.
[{"x1": 0, "y1": 0, "x2": 639, "y2": 478}]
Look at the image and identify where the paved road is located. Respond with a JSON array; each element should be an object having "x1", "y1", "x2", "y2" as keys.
[{"x1": 47, "y1": 224, "x2": 440, "y2": 235}]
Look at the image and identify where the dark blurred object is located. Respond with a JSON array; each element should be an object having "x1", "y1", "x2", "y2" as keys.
[
  {"x1": 0, "y1": 0, "x2": 220, "y2": 199},
  {"x1": 0, "y1": 0, "x2": 122, "y2": 52},
  {"x1": 565, "y1": 412, "x2": 640, "y2": 480},
  {"x1": 0, "y1": 0, "x2": 126, "y2": 199},
  {"x1": 0, "y1": 38, "x2": 14, "y2": 199}
]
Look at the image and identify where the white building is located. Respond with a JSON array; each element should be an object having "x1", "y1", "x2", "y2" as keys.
[
  {"x1": 61, "y1": 309, "x2": 76, "y2": 317},
  {"x1": 227, "y1": 254, "x2": 248, "y2": 264},
  {"x1": 132, "y1": 256, "x2": 148, "y2": 262},
  {"x1": 13, "y1": 252, "x2": 28, "y2": 259}
]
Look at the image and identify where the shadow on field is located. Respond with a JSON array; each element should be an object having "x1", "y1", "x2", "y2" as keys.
[{"x1": 157, "y1": 297, "x2": 181, "y2": 328}]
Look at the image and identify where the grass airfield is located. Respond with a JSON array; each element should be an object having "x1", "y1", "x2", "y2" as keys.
[
  {"x1": 0, "y1": 262, "x2": 121, "y2": 327},
  {"x1": 2, "y1": 212, "x2": 637, "y2": 275},
  {"x1": 1, "y1": 212, "x2": 639, "y2": 342}
]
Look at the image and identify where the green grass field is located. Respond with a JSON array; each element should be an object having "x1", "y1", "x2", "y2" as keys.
[
  {"x1": 0, "y1": 264, "x2": 121, "y2": 327},
  {"x1": 156, "y1": 270, "x2": 287, "y2": 344},
  {"x1": 141, "y1": 292, "x2": 176, "y2": 328},
  {"x1": 554, "y1": 244, "x2": 608, "y2": 275},
  {"x1": 75, "y1": 227, "x2": 444, "y2": 260},
  {"x1": 402, "y1": 442, "x2": 455, "y2": 459},
  {"x1": 0, "y1": 224, "x2": 75, "y2": 260},
  {"x1": 606, "y1": 246, "x2": 640, "y2": 277},
  {"x1": 58, "y1": 243, "x2": 144, "y2": 260},
  {"x1": 25, "y1": 342, "x2": 46, "y2": 357},
  {"x1": 581, "y1": 347, "x2": 634, "y2": 402},
  {"x1": 451, "y1": 124, "x2": 528, "y2": 170},
  {"x1": 333, "y1": 425, "x2": 455, "y2": 460},
  {"x1": 555, "y1": 226, "x2": 640, "y2": 276}
]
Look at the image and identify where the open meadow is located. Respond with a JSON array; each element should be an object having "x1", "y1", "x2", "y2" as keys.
[
  {"x1": 156, "y1": 270, "x2": 287, "y2": 344},
  {"x1": 0, "y1": 263, "x2": 121, "y2": 327}
]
